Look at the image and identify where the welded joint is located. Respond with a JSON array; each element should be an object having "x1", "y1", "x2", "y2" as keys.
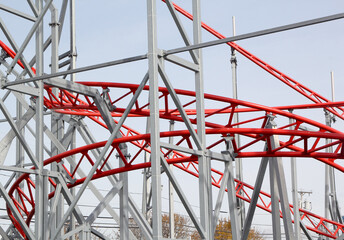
[
  {"x1": 222, "y1": 135, "x2": 237, "y2": 160},
  {"x1": 69, "y1": 115, "x2": 84, "y2": 127},
  {"x1": 55, "y1": 162, "x2": 77, "y2": 184},
  {"x1": 29, "y1": 96, "x2": 48, "y2": 112},
  {"x1": 0, "y1": 49, "x2": 9, "y2": 61},
  {"x1": 0, "y1": 76, "x2": 7, "y2": 89},
  {"x1": 51, "y1": 112, "x2": 63, "y2": 121},
  {"x1": 102, "y1": 87, "x2": 116, "y2": 111}
]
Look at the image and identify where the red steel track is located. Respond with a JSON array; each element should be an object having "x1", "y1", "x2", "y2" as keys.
[
  {"x1": 6, "y1": 80, "x2": 344, "y2": 238},
  {"x1": 1, "y1": 4, "x2": 344, "y2": 237}
]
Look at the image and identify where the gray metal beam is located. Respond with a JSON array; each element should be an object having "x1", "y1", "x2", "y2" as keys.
[
  {"x1": 269, "y1": 157, "x2": 282, "y2": 240},
  {"x1": 158, "y1": 63, "x2": 202, "y2": 149},
  {"x1": 0, "y1": 225, "x2": 10, "y2": 240},
  {"x1": 241, "y1": 156, "x2": 269, "y2": 240},
  {"x1": 0, "y1": 106, "x2": 35, "y2": 165},
  {"x1": 46, "y1": 182, "x2": 62, "y2": 238},
  {"x1": 3, "y1": 54, "x2": 147, "y2": 87},
  {"x1": 0, "y1": 17, "x2": 36, "y2": 78},
  {"x1": 289, "y1": 113, "x2": 301, "y2": 239},
  {"x1": 43, "y1": 77, "x2": 98, "y2": 96},
  {"x1": 160, "y1": 141, "x2": 202, "y2": 156},
  {"x1": 165, "y1": 0, "x2": 198, "y2": 64},
  {"x1": 6, "y1": 0, "x2": 53, "y2": 75},
  {"x1": 51, "y1": 74, "x2": 149, "y2": 239},
  {"x1": 0, "y1": 4, "x2": 36, "y2": 22},
  {"x1": 299, "y1": 221, "x2": 313, "y2": 240},
  {"x1": 192, "y1": 1, "x2": 212, "y2": 239},
  {"x1": 163, "y1": 54, "x2": 199, "y2": 72},
  {"x1": 213, "y1": 158, "x2": 231, "y2": 233},
  {"x1": 0, "y1": 182, "x2": 35, "y2": 239},
  {"x1": 147, "y1": 0, "x2": 163, "y2": 238},
  {"x1": 55, "y1": 174, "x2": 85, "y2": 225},
  {"x1": 270, "y1": 135, "x2": 295, "y2": 240},
  {"x1": 90, "y1": 228, "x2": 111, "y2": 240},
  {"x1": 5, "y1": 84, "x2": 39, "y2": 96},
  {"x1": 226, "y1": 159, "x2": 241, "y2": 240},
  {"x1": 27, "y1": 0, "x2": 38, "y2": 16},
  {"x1": 86, "y1": 181, "x2": 123, "y2": 225},
  {"x1": 160, "y1": 155, "x2": 206, "y2": 238},
  {"x1": 0, "y1": 99, "x2": 39, "y2": 168},
  {"x1": 165, "y1": 13, "x2": 344, "y2": 56}
]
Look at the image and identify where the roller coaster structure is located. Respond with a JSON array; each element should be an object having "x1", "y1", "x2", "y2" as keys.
[{"x1": 0, "y1": 1, "x2": 344, "y2": 239}]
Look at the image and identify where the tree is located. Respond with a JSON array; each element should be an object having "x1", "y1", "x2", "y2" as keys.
[
  {"x1": 116, "y1": 213, "x2": 192, "y2": 239},
  {"x1": 190, "y1": 217, "x2": 263, "y2": 240},
  {"x1": 162, "y1": 213, "x2": 192, "y2": 239},
  {"x1": 116, "y1": 215, "x2": 263, "y2": 239}
]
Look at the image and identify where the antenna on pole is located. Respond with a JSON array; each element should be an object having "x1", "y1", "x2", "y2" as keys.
[
  {"x1": 331, "y1": 71, "x2": 335, "y2": 102},
  {"x1": 232, "y1": 16, "x2": 236, "y2": 37}
]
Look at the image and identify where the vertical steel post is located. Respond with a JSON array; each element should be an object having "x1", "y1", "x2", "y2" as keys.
[
  {"x1": 70, "y1": 1, "x2": 77, "y2": 238},
  {"x1": 289, "y1": 111, "x2": 301, "y2": 239},
  {"x1": 231, "y1": 16, "x2": 245, "y2": 230},
  {"x1": 142, "y1": 119, "x2": 151, "y2": 220},
  {"x1": 70, "y1": 0, "x2": 76, "y2": 83},
  {"x1": 49, "y1": 5, "x2": 65, "y2": 239},
  {"x1": 35, "y1": 0, "x2": 46, "y2": 239},
  {"x1": 168, "y1": 120, "x2": 175, "y2": 238},
  {"x1": 147, "y1": 0, "x2": 162, "y2": 238},
  {"x1": 193, "y1": 1, "x2": 212, "y2": 239},
  {"x1": 120, "y1": 154, "x2": 129, "y2": 240}
]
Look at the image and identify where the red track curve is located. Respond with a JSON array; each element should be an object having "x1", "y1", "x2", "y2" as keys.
[
  {"x1": 1, "y1": 9, "x2": 344, "y2": 236},
  {"x1": 7, "y1": 128, "x2": 344, "y2": 238}
]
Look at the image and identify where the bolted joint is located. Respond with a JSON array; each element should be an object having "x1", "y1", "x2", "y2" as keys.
[
  {"x1": 69, "y1": 50, "x2": 78, "y2": 58},
  {"x1": 70, "y1": 115, "x2": 84, "y2": 126},
  {"x1": 49, "y1": 21, "x2": 61, "y2": 27},
  {"x1": 230, "y1": 48, "x2": 237, "y2": 64},
  {"x1": 0, "y1": 76, "x2": 7, "y2": 89},
  {"x1": 115, "y1": 153, "x2": 131, "y2": 159},
  {"x1": 0, "y1": 49, "x2": 9, "y2": 61},
  {"x1": 52, "y1": 112, "x2": 63, "y2": 121},
  {"x1": 265, "y1": 114, "x2": 277, "y2": 128},
  {"x1": 29, "y1": 96, "x2": 48, "y2": 112}
]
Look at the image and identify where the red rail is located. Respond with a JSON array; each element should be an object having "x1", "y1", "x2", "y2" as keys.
[
  {"x1": 1, "y1": 33, "x2": 344, "y2": 238},
  {"x1": 165, "y1": 1, "x2": 344, "y2": 120},
  {"x1": 7, "y1": 128, "x2": 344, "y2": 238}
]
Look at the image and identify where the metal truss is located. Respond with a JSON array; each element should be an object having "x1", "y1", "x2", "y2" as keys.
[{"x1": 0, "y1": 0, "x2": 343, "y2": 240}]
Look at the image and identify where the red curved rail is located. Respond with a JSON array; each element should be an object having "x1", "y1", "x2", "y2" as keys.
[
  {"x1": 164, "y1": 0, "x2": 344, "y2": 120},
  {"x1": 7, "y1": 129, "x2": 344, "y2": 238},
  {"x1": 1, "y1": 32, "x2": 344, "y2": 238}
]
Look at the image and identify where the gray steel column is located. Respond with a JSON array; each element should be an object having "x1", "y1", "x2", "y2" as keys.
[
  {"x1": 269, "y1": 159, "x2": 281, "y2": 240},
  {"x1": 168, "y1": 120, "x2": 175, "y2": 238},
  {"x1": 35, "y1": 0, "x2": 46, "y2": 239},
  {"x1": 120, "y1": 155, "x2": 129, "y2": 240},
  {"x1": 70, "y1": 0, "x2": 76, "y2": 82},
  {"x1": 15, "y1": 99, "x2": 24, "y2": 197},
  {"x1": 142, "y1": 118, "x2": 151, "y2": 220},
  {"x1": 231, "y1": 16, "x2": 245, "y2": 230},
  {"x1": 289, "y1": 111, "x2": 301, "y2": 239},
  {"x1": 69, "y1": 1, "x2": 77, "y2": 238},
  {"x1": 147, "y1": 0, "x2": 162, "y2": 238},
  {"x1": 193, "y1": 1, "x2": 212, "y2": 238},
  {"x1": 324, "y1": 110, "x2": 332, "y2": 240},
  {"x1": 50, "y1": 4, "x2": 64, "y2": 239}
]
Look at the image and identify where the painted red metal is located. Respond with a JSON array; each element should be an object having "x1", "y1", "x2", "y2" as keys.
[
  {"x1": 1, "y1": 23, "x2": 344, "y2": 238},
  {"x1": 163, "y1": 1, "x2": 344, "y2": 120},
  {"x1": 6, "y1": 128, "x2": 344, "y2": 238}
]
